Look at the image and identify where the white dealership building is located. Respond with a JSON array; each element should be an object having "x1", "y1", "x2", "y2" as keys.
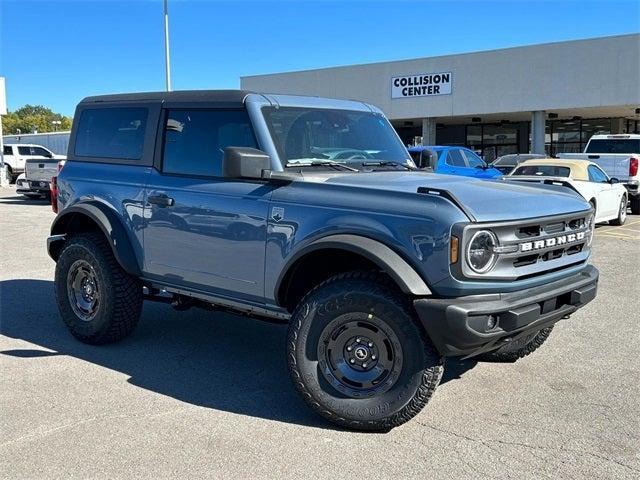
[{"x1": 242, "y1": 34, "x2": 640, "y2": 161}]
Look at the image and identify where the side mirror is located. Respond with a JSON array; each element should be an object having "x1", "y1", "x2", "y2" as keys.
[
  {"x1": 609, "y1": 177, "x2": 620, "y2": 184},
  {"x1": 222, "y1": 147, "x2": 271, "y2": 180}
]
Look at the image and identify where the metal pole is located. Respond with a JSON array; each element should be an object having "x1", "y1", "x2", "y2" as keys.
[{"x1": 163, "y1": 0, "x2": 172, "y2": 92}]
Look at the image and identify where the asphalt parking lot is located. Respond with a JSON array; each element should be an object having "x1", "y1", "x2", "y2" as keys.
[{"x1": 1, "y1": 187, "x2": 639, "y2": 480}]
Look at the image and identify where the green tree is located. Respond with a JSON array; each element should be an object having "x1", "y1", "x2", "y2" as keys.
[{"x1": 2, "y1": 105, "x2": 72, "y2": 134}]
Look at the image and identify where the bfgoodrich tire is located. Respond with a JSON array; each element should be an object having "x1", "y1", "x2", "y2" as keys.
[
  {"x1": 287, "y1": 272, "x2": 443, "y2": 431},
  {"x1": 477, "y1": 326, "x2": 554, "y2": 363},
  {"x1": 55, "y1": 232, "x2": 143, "y2": 344}
]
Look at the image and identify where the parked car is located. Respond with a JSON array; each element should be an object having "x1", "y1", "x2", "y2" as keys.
[
  {"x1": 506, "y1": 158, "x2": 628, "y2": 225},
  {"x1": 491, "y1": 153, "x2": 547, "y2": 175},
  {"x1": 15, "y1": 173, "x2": 45, "y2": 199},
  {"x1": 559, "y1": 134, "x2": 639, "y2": 214},
  {"x1": 2, "y1": 143, "x2": 64, "y2": 181},
  {"x1": 49, "y1": 90, "x2": 598, "y2": 432},
  {"x1": 408, "y1": 145, "x2": 502, "y2": 178},
  {"x1": 24, "y1": 157, "x2": 62, "y2": 198}
]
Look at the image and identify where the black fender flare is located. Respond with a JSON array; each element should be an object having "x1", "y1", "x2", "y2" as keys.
[
  {"x1": 48, "y1": 202, "x2": 141, "y2": 276},
  {"x1": 276, "y1": 234, "x2": 432, "y2": 299}
]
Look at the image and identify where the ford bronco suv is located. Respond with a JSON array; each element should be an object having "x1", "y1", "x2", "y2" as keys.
[{"x1": 49, "y1": 91, "x2": 599, "y2": 431}]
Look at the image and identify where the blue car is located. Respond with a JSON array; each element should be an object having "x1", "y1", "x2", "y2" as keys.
[{"x1": 408, "y1": 145, "x2": 502, "y2": 179}]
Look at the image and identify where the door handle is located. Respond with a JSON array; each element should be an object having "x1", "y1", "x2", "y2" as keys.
[{"x1": 148, "y1": 194, "x2": 175, "y2": 207}]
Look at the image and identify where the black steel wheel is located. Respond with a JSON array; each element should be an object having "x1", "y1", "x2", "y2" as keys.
[
  {"x1": 66, "y1": 259, "x2": 101, "y2": 321},
  {"x1": 318, "y1": 315, "x2": 403, "y2": 398},
  {"x1": 287, "y1": 271, "x2": 443, "y2": 431},
  {"x1": 55, "y1": 232, "x2": 143, "y2": 344}
]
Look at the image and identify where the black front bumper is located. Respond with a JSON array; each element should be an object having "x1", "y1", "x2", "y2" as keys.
[{"x1": 414, "y1": 265, "x2": 599, "y2": 358}]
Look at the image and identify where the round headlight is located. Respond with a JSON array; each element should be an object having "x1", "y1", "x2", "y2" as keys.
[{"x1": 467, "y1": 230, "x2": 498, "y2": 273}]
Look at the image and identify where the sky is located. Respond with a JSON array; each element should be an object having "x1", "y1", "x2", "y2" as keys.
[{"x1": 1, "y1": 0, "x2": 639, "y2": 116}]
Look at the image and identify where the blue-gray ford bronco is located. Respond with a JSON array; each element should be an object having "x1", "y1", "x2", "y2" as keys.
[{"x1": 48, "y1": 90, "x2": 599, "y2": 431}]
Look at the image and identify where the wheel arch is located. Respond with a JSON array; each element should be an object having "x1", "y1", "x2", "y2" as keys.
[
  {"x1": 48, "y1": 202, "x2": 141, "y2": 276},
  {"x1": 276, "y1": 234, "x2": 431, "y2": 311}
]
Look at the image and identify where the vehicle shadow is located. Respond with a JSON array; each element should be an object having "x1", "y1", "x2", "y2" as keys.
[
  {"x1": 0, "y1": 195, "x2": 49, "y2": 205},
  {"x1": 0, "y1": 279, "x2": 471, "y2": 429}
]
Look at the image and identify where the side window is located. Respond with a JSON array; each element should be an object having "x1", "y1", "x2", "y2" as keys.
[
  {"x1": 446, "y1": 149, "x2": 466, "y2": 167},
  {"x1": 3, "y1": 146, "x2": 13, "y2": 156},
  {"x1": 462, "y1": 149, "x2": 485, "y2": 168},
  {"x1": 162, "y1": 109, "x2": 257, "y2": 177},
  {"x1": 32, "y1": 147, "x2": 52, "y2": 157},
  {"x1": 18, "y1": 146, "x2": 33, "y2": 155},
  {"x1": 588, "y1": 165, "x2": 609, "y2": 183},
  {"x1": 74, "y1": 107, "x2": 148, "y2": 160}
]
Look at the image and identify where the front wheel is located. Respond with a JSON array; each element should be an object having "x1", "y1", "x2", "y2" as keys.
[
  {"x1": 287, "y1": 272, "x2": 443, "y2": 431},
  {"x1": 55, "y1": 232, "x2": 143, "y2": 344},
  {"x1": 609, "y1": 195, "x2": 627, "y2": 226}
]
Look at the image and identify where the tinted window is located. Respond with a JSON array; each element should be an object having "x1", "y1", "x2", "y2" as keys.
[
  {"x1": 32, "y1": 147, "x2": 51, "y2": 157},
  {"x1": 585, "y1": 139, "x2": 640, "y2": 154},
  {"x1": 512, "y1": 165, "x2": 571, "y2": 177},
  {"x1": 3, "y1": 146, "x2": 12, "y2": 155},
  {"x1": 588, "y1": 165, "x2": 609, "y2": 183},
  {"x1": 18, "y1": 146, "x2": 32, "y2": 155},
  {"x1": 446, "y1": 149, "x2": 466, "y2": 167},
  {"x1": 75, "y1": 108, "x2": 148, "y2": 160},
  {"x1": 462, "y1": 149, "x2": 485, "y2": 168},
  {"x1": 162, "y1": 109, "x2": 257, "y2": 177}
]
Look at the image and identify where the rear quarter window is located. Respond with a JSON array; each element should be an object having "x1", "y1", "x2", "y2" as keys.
[{"x1": 74, "y1": 107, "x2": 148, "y2": 160}]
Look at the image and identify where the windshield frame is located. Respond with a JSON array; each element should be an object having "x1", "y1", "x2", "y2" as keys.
[{"x1": 258, "y1": 104, "x2": 414, "y2": 172}]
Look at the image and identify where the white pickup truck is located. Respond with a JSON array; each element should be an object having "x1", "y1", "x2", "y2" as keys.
[{"x1": 559, "y1": 134, "x2": 639, "y2": 214}]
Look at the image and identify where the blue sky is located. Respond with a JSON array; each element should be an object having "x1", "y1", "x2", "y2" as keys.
[{"x1": 1, "y1": 0, "x2": 638, "y2": 115}]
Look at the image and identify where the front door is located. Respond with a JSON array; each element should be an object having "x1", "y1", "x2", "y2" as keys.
[
  {"x1": 588, "y1": 164, "x2": 618, "y2": 219},
  {"x1": 142, "y1": 108, "x2": 274, "y2": 303}
]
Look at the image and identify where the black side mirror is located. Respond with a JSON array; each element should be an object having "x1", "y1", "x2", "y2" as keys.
[
  {"x1": 222, "y1": 147, "x2": 271, "y2": 180},
  {"x1": 609, "y1": 177, "x2": 620, "y2": 184}
]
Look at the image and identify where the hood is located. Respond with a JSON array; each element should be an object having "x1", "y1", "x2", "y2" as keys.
[{"x1": 306, "y1": 171, "x2": 590, "y2": 222}]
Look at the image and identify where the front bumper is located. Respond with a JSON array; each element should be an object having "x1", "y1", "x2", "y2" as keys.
[{"x1": 414, "y1": 265, "x2": 599, "y2": 358}]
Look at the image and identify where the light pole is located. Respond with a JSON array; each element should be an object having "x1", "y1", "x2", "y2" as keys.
[
  {"x1": 51, "y1": 120, "x2": 62, "y2": 132},
  {"x1": 163, "y1": 0, "x2": 172, "y2": 92}
]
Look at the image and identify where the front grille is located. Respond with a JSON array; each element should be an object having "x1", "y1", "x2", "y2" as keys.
[{"x1": 458, "y1": 211, "x2": 593, "y2": 281}]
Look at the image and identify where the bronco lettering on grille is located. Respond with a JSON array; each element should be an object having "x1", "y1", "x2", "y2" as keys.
[{"x1": 520, "y1": 231, "x2": 586, "y2": 252}]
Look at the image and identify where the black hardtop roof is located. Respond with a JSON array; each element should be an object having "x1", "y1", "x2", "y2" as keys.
[{"x1": 79, "y1": 89, "x2": 255, "y2": 105}]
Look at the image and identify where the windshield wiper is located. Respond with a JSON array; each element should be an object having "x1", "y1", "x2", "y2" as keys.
[
  {"x1": 286, "y1": 160, "x2": 359, "y2": 172},
  {"x1": 362, "y1": 161, "x2": 416, "y2": 170}
]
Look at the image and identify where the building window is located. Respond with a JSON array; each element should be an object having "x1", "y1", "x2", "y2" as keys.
[
  {"x1": 545, "y1": 118, "x2": 614, "y2": 156},
  {"x1": 464, "y1": 123, "x2": 519, "y2": 162}
]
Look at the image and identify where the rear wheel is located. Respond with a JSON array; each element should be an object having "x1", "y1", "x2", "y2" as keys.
[
  {"x1": 55, "y1": 232, "x2": 143, "y2": 344},
  {"x1": 477, "y1": 326, "x2": 554, "y2": 362},
  {"x1": 630, "y1": 196, "x2": 640, "y2": 215},
  {"x1": 287, "y1": 271, "x2": 443, "y2": 431},
  {"x1": 609, "y1": 195, "x2": 627, "y2": 226}
]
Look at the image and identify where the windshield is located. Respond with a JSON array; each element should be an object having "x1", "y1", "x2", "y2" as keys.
[
  {"x1": 585, "y1": 139, "x2": 640, "y2": 154},
  {"x1": 512, "y1": 165, "x2": 571, "y2": 177},
  {"x1": 262, "y1": 106, "x2": 412, "y2": 168},
  {"x1": 464, "y1": 149, "x2": 487, "y2": 168},
  {"x1": 493, "y1": 154, "x2": 545, "y2": 166}
]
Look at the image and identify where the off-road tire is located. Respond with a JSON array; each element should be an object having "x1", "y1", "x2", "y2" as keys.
[
  {"x1": 287, "y1": 271, "x2": 443, "y2": 431},
  {"x1": 630, "y1": 196, "x2": 640, "y2": 215},
  {"x1": 609, "y1": 195, "x2": 627, "y2": 226},
  {"x1": 55, "y1": 232, "x2": 143, "y2": 344},
  {"x1": 477, "y1": 326, "x2": 554, "y2": 362}
]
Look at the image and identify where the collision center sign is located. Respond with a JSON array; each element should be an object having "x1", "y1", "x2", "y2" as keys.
[{"x1": 391, "y1": 72, "x2": 452, "y2": 98}]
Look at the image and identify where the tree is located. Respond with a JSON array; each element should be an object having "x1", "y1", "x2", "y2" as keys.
[{"x1": 2, "y1": 105, "x2": 72, "y2": 134}]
